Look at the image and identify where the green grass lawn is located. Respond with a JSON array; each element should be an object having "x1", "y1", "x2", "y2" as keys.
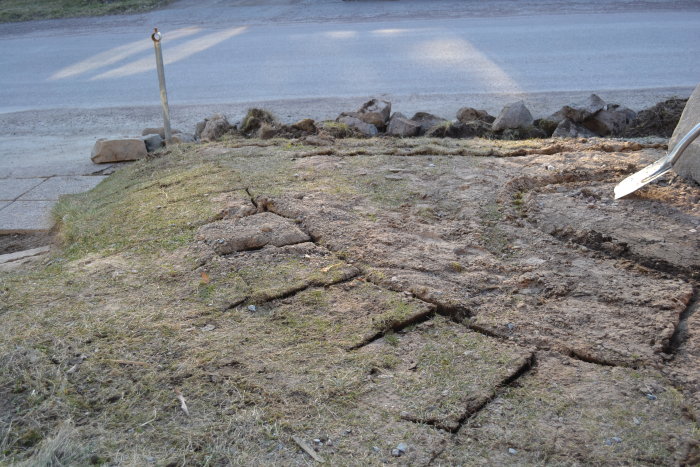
[{"x1": 0, "y1": 0, "x2": 172, "y2": 23}]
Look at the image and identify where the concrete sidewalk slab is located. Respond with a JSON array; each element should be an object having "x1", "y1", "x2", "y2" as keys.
[
  {"x1": 18, "y1": 175, "x2": 106, "y2": 201},
  {"x1": 0, "y1": 201, "x2": 10, "y2": 211},
  {"x1": 0, "y1": 178, "x2": 46, "y2": 201},
  {"x1": 0, "y1": 246, "x2": 51, "y2": 264},
  {"x1": 1, "y1": 161, "x2": 113, "y2": 178},
  {"x1": 0, "y1": 201, "x2": 54, "y2": 233}
]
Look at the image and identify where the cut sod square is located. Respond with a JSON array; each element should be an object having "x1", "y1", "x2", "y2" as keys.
[
  {"x1": 226, "y1": 242, "x2": 358, "y2": 304},
  {"x1": 435, "y1": 352, "x2": 698, "y2": 465},
  {"x1": 355, "y1": 316, "x2": 534, "y2": 431}
]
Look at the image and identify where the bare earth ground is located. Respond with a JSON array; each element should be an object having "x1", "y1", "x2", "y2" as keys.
[{"x1": 0, "y1": 135, "x2": 699, "y2": 465}]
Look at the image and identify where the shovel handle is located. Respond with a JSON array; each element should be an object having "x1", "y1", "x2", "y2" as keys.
[{"x1": 669, "y1": 122, "x2": 700, "y2": 166}]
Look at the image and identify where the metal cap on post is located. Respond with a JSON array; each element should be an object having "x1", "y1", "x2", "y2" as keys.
[{"x1": 151, "y1": 27, "x2": 172, "y2": 144}]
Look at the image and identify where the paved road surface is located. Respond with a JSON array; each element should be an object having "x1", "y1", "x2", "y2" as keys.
[{"x1": 0, "y1": 0, "x2": 699, "y2": 231}]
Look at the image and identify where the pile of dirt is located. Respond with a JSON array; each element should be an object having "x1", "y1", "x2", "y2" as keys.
[{"x1": 623, "y1": 98, "x2": 689, "y2": 137}]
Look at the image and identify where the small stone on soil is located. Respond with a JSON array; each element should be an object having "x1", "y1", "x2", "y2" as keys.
[
  {"x1": 247, "y1": 305, "x2": 257, "y2": 312},
  {"x1": 646, "y1": 394, "x2": 657, "y2": 401},
  {"x1": 508, "y1": 448, "x2": 518, "y2": 455},
  {"x1": 605, "y1": 437, "x2": 623, "y2": 446}
]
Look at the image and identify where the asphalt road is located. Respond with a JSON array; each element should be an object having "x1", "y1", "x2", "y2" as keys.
[
  {"x1": 2, "y1": 2, "x2": 699, "y2": 114},
  {"x1": 0, "y1": 0, "x2": 699, "y2": 183}
]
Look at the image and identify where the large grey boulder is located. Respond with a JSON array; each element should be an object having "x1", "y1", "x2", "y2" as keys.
[
  {"x1": 142, "y1": 133, "x2": 163, "y2": 152},
  {"x1": 258, "y1": 122, "x2": 282, "y2": 140},
  {"x1": 291, "y1": 118, "x2": 317, "y2": 134},
  {"x1": 200, "y1": 114, "x2": 232, "y2": 141},
  {"x1": 91, "y1": 138, "x2": 147, "y2": 164},
  {"x1": 427, "y1": 120, "x2": 491, "y2": 138},
  {"x1": 534, "y1": 118, "x2": 560, "y2": 137},
  {"x1": 456, "y1": 107, "x2": 495, "y2": 124},
  {"x1": 551, "y1": 94, "x2": 606, "y2": 123},
  {"x1": 492, "y1": 101, "x2": 534, "y2": 131},
  {"x1": 357, "y1": 98, "x2": 392, "y2": 131},
  {"x1": 410, "y1": 112, "x2": 448, "y2": 136},
  {"x1": 552, "y1": 119, "x2": 597, "y2": 138},
  {"x1": 669, "y1": 83, "x2": 700, "y2": 184},
  {"x1": 337, "y1": 116, "x2": 379, "y2": 137},
  {"x1": 387, "y1": 113, "x2": 420, "y2": 137},
  {"x1": 582, "y1": 104, "x2": 637, "y2": 136},
  {"x1": 194, "y1": 120, "x2": 207, "y2": 139}
]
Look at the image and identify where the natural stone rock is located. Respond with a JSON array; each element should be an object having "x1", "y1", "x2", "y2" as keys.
[
  {"x1": 492, "y1": 101, "x2": 534, "y2": 131},
  {"x1": 410, "y1": 112, "x2": 449, "y2": 136},
  {"x1": 444, "y1": 122, "x2": 473, "y2": 138},
  {"x1": 582, "y1": 104, "x2": 636, "y2": 136},
  {"x1": 142, "y1": 127, "x2": 182, "y2": 139},
  {"x1": 534, "y1": 118, "x2": 560, "y2": 137},
  {"x1": 142, "y1": 133, "x2": 163, "y2": 152},
  {"x1": 200, "y1": 114, "x2": 232, "y2": 141},
  {"x1": 0, "y1": 246, "x2": 51, "y2": 265},
  {"x1": 387, "y1": 113, "x2": 420, "y2": 137},
  {"x1": 240, "y1": 108, "x2": 276, "y2": 135},
  {"x1": 258, "y1": 123, "x2": 281, "y2": 140},
  {"x1": 291, "y1": 118, "x2": 317, "y2": 134},
  {"x1": 669, "y1": 83, "x2": 700, "y2": 184},
  {"x1": 196, "y1": 212, "x2": 311, "y2": 255},
  {"x1": 91, "y1": 138, "x2": 147, "y2": 164},
  {"x1": 425, "y1": 122, "x2": 450, "y2": 138},
  {"x1": 456, "y1": 107, "x2": 495, "y2": 124},
  {"x1": 623, "y1": 98, "x2": 688, "y2": 137},
  {"x1": 356, "y1": 98, "x2": 392, "y2": 131},
  {"x1": 194, "y1": 120, "x2": 207, "y2": 139},
  {"x1": 428, "y1": 121, "x2": 491, "y2": 138},
  {"x1": 552, "y1": 94, "x2": 606, "y2": 123},
  {"x1": 170, "y1": 133, "x2": 196, "y2": 144},
  {"x1": 552, "y1": 119, "x2": 597, "y2": 138},
  {"x1": 337, "y1": 116, "x2": 379, "y2": 137}
]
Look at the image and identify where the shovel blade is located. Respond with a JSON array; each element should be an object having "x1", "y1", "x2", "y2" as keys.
[{"x1": 613, "y1": 158, "x2": 672, "y2": 199}]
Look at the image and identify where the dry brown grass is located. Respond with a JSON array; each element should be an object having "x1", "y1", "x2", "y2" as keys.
[{"x1": 0, "y1": 137, "x2": 697, "y2": 465}]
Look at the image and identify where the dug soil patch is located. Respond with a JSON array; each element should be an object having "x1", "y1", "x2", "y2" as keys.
[{"x1": 0, "y1": 136, "x2": 698, "y2": 465}]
